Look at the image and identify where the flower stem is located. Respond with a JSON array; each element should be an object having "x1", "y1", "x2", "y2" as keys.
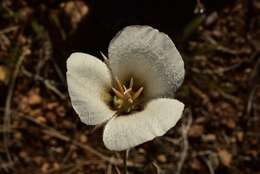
[{"x1": 123, "y1": 149, "x2": 129, "y2": 174}]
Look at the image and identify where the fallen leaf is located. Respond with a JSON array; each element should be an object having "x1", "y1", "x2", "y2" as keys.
[
  {"x1": 188, "y1": 125, "x2": 204, "y2": 138},
  {"x1": 63, "y1": 1, "x2": 89, "y2": 29},
  {"x1": 28, "y1": 91, "x2": 42, "y2": 105},
  {"x1": 41, "y1": 163, "x2": 50, "y2": 173},
  {"x1": 202, "y1": 134, "x2": 216, "y2": 142},
  {"x1": 236, "y1": 131, "x2": 244, "y2": 142},
  {"x1": 157, "y1": 154, "x2": 167, "y2": 163},
  {"x1": 0, "y1": 65, "x2": 9, "y2": 84},
  {"x1": 218, "y1": 149, "x2": 232, "y2": 167},
  {"x1": 225, "y1": 118, "x2": 236, "y2": 129},
  {"x1": 190, "y1": 158, "x2": 202, "y2": 170},
  {"x1": 36, "y1": 116, "x2": 47, "y2": 124}
]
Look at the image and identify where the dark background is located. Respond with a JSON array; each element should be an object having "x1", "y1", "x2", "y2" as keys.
[{"x1": 0, "y1": 0, "x2": 259, "y2": 173}]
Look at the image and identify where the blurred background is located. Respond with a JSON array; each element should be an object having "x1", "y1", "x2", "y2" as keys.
[{"x1": 0, "y1": 0, "x2": 259, "y2": 173}]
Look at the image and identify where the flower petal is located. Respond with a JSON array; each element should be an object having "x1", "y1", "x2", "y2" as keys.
[
  {"x1": 108, "y1": 25, "x2": 185, "y2": 99},
  {"x1": 67, "y1": 52, "x2": 115, "y2": 125},
  {"x1": 103, "y1": 98, "x2": 184, "y2": 151}
]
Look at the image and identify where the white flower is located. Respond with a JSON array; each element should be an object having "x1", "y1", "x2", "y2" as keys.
[{"x1": 66, "y1": 25, "x2": 185, "y2": 151}]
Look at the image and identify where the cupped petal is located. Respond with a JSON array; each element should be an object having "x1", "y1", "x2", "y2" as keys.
[
  {"x1": 108, "y1": 25, "x2": 185, "y2": 99},
  {"x1": 67, "y1": 52, "x2": 115, "y2": 125},
  {"x1": 103, "y1": 98, "x2": 184, "y2": 151}
]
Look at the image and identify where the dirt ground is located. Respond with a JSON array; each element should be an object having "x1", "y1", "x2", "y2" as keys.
[{"x1": 0, "y1": 0, "x2": 259, "y2": 174}]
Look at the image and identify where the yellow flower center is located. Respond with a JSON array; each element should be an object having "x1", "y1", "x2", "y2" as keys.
[
  {"x1": 100, "y1": 52, "x2": 144, "y2": 114},
  {"x1": 111, "y1": 77, "x2": 144, "y2": 114}
]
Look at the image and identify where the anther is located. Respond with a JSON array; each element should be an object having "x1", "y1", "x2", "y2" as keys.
[
  {"x1": 129, "y1": 77, "x2": 133, "y2": 89},
  {"x1": 111, "y1": 77, "x2": 144, "y2": 113},
  {"x1": 115, "y1": 77, "x2": 124, "y2": 94},
  {"x1": 133, "y1": 87, "x2": 144, "y2": 100},
  {"x1": 112, "y1": 87, "x2": 124, "y2": 99}
]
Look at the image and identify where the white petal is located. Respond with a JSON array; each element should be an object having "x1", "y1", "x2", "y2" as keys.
[
  {"x1": 103, "y1": 98, "x2": 184, "y2": 151},
  {"x1": 67, "y1": 52, "x2": 115, "y2": 125},
  {"x1": 108, "y1": 25, "x2": 185, "y2": 99}
]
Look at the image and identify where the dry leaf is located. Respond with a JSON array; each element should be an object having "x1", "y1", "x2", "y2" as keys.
[
  {"x1": 236, "y1": 131, "x2": 244, "y2": 142},
  {"x1": 190, "y1": 158, "x2": 202, "y2": 170},
  {"x1": 202, "y1": 134, "x2": 216, "y2": 142},
  {"x1": 188, "y1": 125, "x2": 204, "y2": 138},
  {"x1": 0, "y1": 65, "x2": 9, "y2": 84},
  {"x1": 41, "y1": 163, "x2": 50, "y2": 173},
  {"x1": 225, "y1": 118, "x2": 236, "y2": 129},
  {"x1": 157, "y1": 154, "x2": 167, "y2": 163},
  {"x1": 218, "y1": 149, "x2": 232, "y2": 167},
  {"x1": 28, "y1": 91, "x2": 42, "y2": 105},
  {"x1": 63, "y1": 1, "x2": 89, "y2": 28},
  {"x1": 36, "y1": 116, "x2": 47, "y2": 124}
]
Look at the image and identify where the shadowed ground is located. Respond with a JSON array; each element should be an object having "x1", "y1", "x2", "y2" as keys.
[{"x1": 0, "y1": 0, "x2": 259, "y2": 173}]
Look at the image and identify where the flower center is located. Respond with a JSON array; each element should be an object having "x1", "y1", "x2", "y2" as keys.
[{"x1": 111, "y1": 77, "x2": 144, "y2": 114}]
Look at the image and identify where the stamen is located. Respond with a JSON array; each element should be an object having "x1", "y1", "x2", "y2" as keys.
[
  {"x1": 112, "y1": 87, "x2": 124, "y2": 99},
  {"x1": 115, "y1": 77, "x2": 124, "y2": 94},
  {"x1": 133, "y1": 87, "x2": 144, "y2": 100},
  {"x1": 123, "y1": 85, "x2": 127, "y2": 91},
  {"x1": 123, "y1": 88, "x2": 132, "y2": 95},
  {"x1": 124, "y1": 88, "x2": 133, "y2": 104},
  {"x1": 128, "y1": 98, "x2": 134, "y2": 104},
  {"x1": 111, "y1": 77, "x2": 144, "y2": 113},
  {"x1": 129, "y1": 77, "x2": 134, "y2": 89}
]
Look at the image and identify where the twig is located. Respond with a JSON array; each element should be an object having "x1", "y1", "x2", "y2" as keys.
[
  {"x1": 176, "y1": 111, "x2": 193, "y2": 174},
  {"x1": 217, "y1": 89, "x2": 241, "y2": 106},
  {"x1": 21, "y1": 67, "x2": 66, "y2": 100},
  {"x1": 246, "y1": 55, "x2": 260, "y2": 117},
  {"x1": 19, "y1": 114, "x2": 115, "y2": 163},
  {"x1": 201, "y1": 156, "x2": 215, "y2": 174},
  {"x1": 3, "y1": 48, "x2": 29, "y2": 170},
  {"x1": 115, "y1": 166, "x2": 122, "y2": 174},
  {"x1": 192, "y1": 150, "x2": 214, "y2": 157},
  {"x1": 0, "y1": 26, "x2": 19, "y2": 35},
  {"x1": 51, "y1": 58, "x2": 66, "y2": 84},
  {"x1": 189, "y1": 83, "x2": 209, "y2": 104},
  {"x1": 152, "y1": 162, "x2": 161, "y2": 174},
  {"x1": 202, "y1": 33, "x2": 240, "y2": 55},
  {"x1": 193, "y1": 150, "x2": 216, "y2": 174},
  {"x1": 217, "y1": 63, "x2": 245, "y2": 73},
  {"x1": 246, "y1": 85, "x2": 257, "y2": 117},
  {"x1": 61, "y1": 145, "x2": 74, "y2": 164},
  {"x1": 52, "y1": 160, "x2": 104, "y2": 174},
  {"x1": 18, "y1": 114, "x2": 140, "y2": 167},
  {"x1": 123, "y1": 149, "x2": 129, "y2": 174},
  {"x1": 106, "y1": 163, "x2": 112, "y2": 174},
  {"x1": 60, "y1": 165, "x2": 78, "y2": 174},
  {"x1": 35, "y1": 32, "x2": 52, "y2": 78},
  {"x1": 0, "y1": 160, "x2": 14, "y2": 171},
  {"x1": 163, "y1": 136, "x2": 182, "y2": 145}
]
